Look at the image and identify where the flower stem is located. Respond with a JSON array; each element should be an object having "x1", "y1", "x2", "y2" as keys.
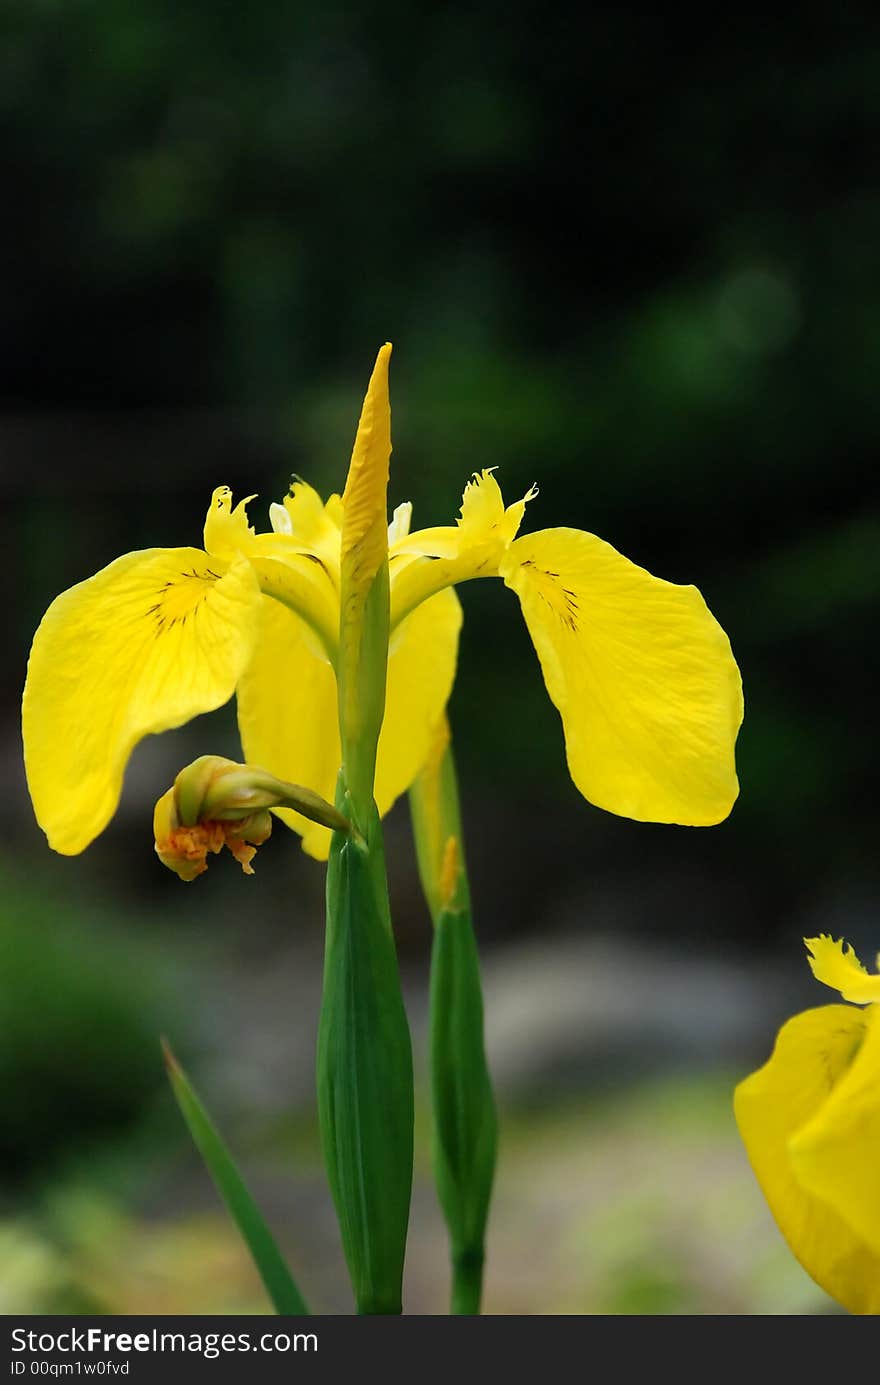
[
  {"x1": 318, "y1": 795, "x2": 413, "y2": 1314},
  {"x1": 451, "y1": 1250, "x2": 485, "y2": 1316},
  {"x1": 318, "y1": 346, "x2": 413, "y2": 1313},
  {"x1": 410, "y1": 719, "x2": 497, "y2": 1317}
]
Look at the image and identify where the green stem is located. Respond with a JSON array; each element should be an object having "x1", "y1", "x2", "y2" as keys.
[
  {"x1": 321, "y1": 348, "x2": 413, "y2": 1312},
  {"x1": 410, "y1": 724, "x2": 497, "y2": 1317},
  {"x1": 451, "y1": 1250, "x2": 485, "y2": 1316},
  {"x1": 317, "y1": 796, "x2": 413, "y2": 1314}
]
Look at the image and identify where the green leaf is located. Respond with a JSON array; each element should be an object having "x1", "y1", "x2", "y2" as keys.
[
  {"x1": 317, "y1": 799, "x2": 414, "y2": 1314},
  {"x1": 162, "y1": 1039, "x2": 310, "y2": 1316}
]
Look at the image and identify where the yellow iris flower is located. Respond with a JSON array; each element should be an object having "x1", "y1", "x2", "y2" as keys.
[
  {"x1": 23, "y1": 345, "x2": 742, "y2": 862},
  {"x1": 735, "y1": 936, "x2": 880, "y2": 1314}
]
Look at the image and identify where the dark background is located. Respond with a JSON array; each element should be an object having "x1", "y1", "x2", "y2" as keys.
[{"x1": 1, "y1": 3, "x2": 876, "y2": 1313}]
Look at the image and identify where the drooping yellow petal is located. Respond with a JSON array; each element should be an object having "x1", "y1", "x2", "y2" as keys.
[
  {"x1": 236, "y1": 586, "x2": 462, "y2": 859},
  {"x1": 248, "y1": 549, "x2": 340, "y2": 662},
  {"x1": 734, "y1": 1004, "x2": 880, "y2": 1314},
  {"x1": 790, "y1": 1007, "x2": 880, "y2": 1259},
  {"x1": 805, "y1": 935, "x2": 880, "y2": 1004},
  {"x1": 408, "y1": 714, "x2": 452, "y2": 914},
  {"x1": 375, "y1": 588, "x2": 462, "y2": 828},
  {"x1": 499, "y1": 528, "x2": 743, "y2": 825},
  {"x1": 235, "y1": 597, "x2": 341, "y2": 859},
  {"x1": 23, "y1": 549, "x2": 261, "y2": 855}
]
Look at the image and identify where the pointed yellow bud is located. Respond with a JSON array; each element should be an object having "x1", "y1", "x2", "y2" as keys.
[
  {"x1": 340, "y1": 343, "x2": 392, "y2": 596},
  {"x1": 337, "y1": 345, "x2": 394, "y2": 823}
]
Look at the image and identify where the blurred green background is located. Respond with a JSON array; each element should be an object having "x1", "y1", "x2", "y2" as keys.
[{"x1": 2, "y1": 2, "x2": 877, "y2": 1313}]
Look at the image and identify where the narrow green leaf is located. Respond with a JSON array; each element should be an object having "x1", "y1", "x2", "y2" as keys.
[{"x1": 162, "y1": 1039, "x2": 310, "y2": 1316}]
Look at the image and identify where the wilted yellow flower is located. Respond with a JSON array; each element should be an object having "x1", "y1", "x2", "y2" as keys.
[
  {"x1": 23, "y1": 344, "x2": 742, "y2": 864},
  {"x1": 735, "y1": 936, "x2": 880, "y2": 1314},
  {"x1": 153, "y1": 792, "x2": 270, "y2": 882}
]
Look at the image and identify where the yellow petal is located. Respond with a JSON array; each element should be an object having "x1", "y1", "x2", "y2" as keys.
[
  {"x1": 236, "y1": 587, "x2": 462, "y2": 860},
  {"x1": 499, "y1": 528, "x2": 743, "y2": 825},
  {"x1": 204, "y1": 484, "x2": 340, "y2": 658},
  {"x1": 408, "y1": 713, "x2": 452, "y2": 914},
  {"x1": 387, "y1": 501, "x2": 413, "y2": 546},
  {"x1": 457, "y1": 469, "x2": 536, "y2": 548},
  {"x1": 375, "y1": 588, "x2": 462, "y2": 825},
  {"x1": 235, "y1": 597, "x2": 341, "y2": 860},
  {"x1": 389, "y1": 471, "x2": 536, "y2": 627},
  {"x1": 805, "y1": 935, "x2": 880, "y2": 1004},
  {"x1": 269, "y1": 478, "x2": 344, "y2": 577},
  {"x1": 248, "y1": 550, "x2": 340, "y2": 662},
  {"x1": 23, "y1": 549, "x2": 261, "y2": 854},
  {"x1": 734, "y1": 1004, "x2": 880, "y2": 1314},
  {"x1": 790, "y1": 1006, "x2": 880, "y2": 1259},
  {"x1": 203, "y1": 485, "x2": 257, "y2": 558}
]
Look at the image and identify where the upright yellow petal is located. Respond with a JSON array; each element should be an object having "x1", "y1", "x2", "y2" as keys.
[
  {"x1": 734, "y1": 1004, "x2": 880, "y2": 1314},
  {"x1": 805, "y1": 935, "x2": 880, "y2": 1004},
  {"x1": 269, "y1": 478, "x2": 343, "y2": 577},
  {"x1": 499, "y1": 528, "x2": 743, "y2": 825},
  {"x1": 23, "y1": 549, "x2": 261, "y2": 855},
  {"x1": 456, "y1": 469, "x2": 536, "y2": 547},
  {"x1": 790, "y1": 1007, "x2": 880, "y2": 1258},
  {"x1": 387, "y1": 501, "x2": 413, "y2": 546},
  {"x1": 203, "y1": 485, "x2": 257, "y2": 559},
  {"x1": 205, "y1": 484, "x2": 340, "y2": 660},
  {"x1": 236, "y1": 587, "x2": 462, "y2": 860},
  {"x1": 389, "y1": 471, "x2": 537, "y2": 626}
]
